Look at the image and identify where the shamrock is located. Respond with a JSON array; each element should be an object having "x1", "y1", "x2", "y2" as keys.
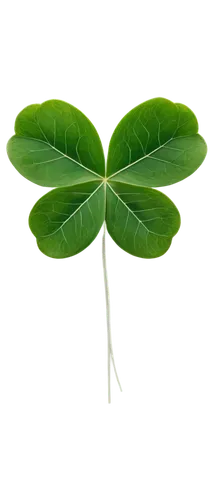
[{"x1": 7, "y1": 98, "x2": 207, "y2": 402}]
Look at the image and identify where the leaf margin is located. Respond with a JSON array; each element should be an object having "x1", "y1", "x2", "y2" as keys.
[
  {"x1": 26, "y1": 179, "x2": 105, "y2": 263},
  {"x1": 3, "y1": 96, "x2": 106, "y2": 189},
  {"x1": 106, "y1": 94, "x2": 210, "y2": 189},
  {"x1": 105, "y1": 181, "x2": 184, "y2": 263}
]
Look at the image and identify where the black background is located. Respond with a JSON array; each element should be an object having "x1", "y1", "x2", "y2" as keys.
[{"x1": 0, "y1": 88, "x2": 211, "y2": 412}]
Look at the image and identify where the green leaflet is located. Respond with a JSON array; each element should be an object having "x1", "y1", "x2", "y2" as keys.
[
  {"x1": 106, "y1": 182, "x2": 180, "y2": 258},
  {"x1": 7, "y1": 98, "x2": 207, "y2": 259},
  {"x1": 7, "y1": 100, "x2": 105, "y2": 187},
  {"x1": 29, "y1": 181, "x2": 105, "y2": 258},
  {"x1": 106, "y1": 98, "x2": 207, "y2": 186}
]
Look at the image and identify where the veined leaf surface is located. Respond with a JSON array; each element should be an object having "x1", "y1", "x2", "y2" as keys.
[
  {"x1": 7, "y1": 98, "x2": 207, "y2": 260},
  {"x1": 106, "y1": 181, "x2": 180, "y2": 258},
  {"x1": 7, "y1": 100, "x2": 105, "y2": 187},
  {"x1": 107, "y1": 98, "x2": 207, "y2": 186},
  {"x1": 29, "y1": 181, "x2": 105, "y2": 258}
]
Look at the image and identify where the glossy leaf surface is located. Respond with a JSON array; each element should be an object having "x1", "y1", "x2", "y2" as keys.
[
  {"x1": 107, "y1": 98, "x2": 207, "y2": 186},
  {"x1": 106, "y1": 182, "x2": 180, "y2": 258},
  {"x1": 7, "y1": 100, "x2": 105, "y2": 187},
  {"x1": 29, "y1": 181, "x2": 104, "y2": 258},
  {"x1": 7, "y1": 98, "x2": 207, "y2": 259}
]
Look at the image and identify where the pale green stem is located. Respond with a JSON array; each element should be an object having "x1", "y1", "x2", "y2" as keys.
[
  {"x1": 101, "y1": 221, "x2": 112, "y2": 404},
  {"x1": 102, "y1": 222, "x2": 122, "y2": 403}
]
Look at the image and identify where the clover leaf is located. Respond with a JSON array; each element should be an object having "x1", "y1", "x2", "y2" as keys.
[{"x1": 7, "y1": 98, "x2": 207, "y2": 402}]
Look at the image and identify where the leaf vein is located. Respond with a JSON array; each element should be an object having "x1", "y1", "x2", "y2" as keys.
[
  {"x1": 107, "y1": 183, "x2": 169, "y2": 238},
  {"x1": 39, "y1": 182, "x2": 104, "y2": 239}
]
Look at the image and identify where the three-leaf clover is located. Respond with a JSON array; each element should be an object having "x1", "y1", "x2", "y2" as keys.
[{"x1": 7, "y1": 98, "x2": 207, "y2": 402}]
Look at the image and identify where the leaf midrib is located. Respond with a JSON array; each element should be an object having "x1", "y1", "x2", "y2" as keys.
[
  {"x1": 107, "y1": 134, "x2": 197, "y2": 181},
  {"x1": 107, "y1": 182, "x2": 170, "y2": 238},
  {"x1": 37, "y1": 182, "x2": 104, "y2": 239},
  {"x1": 17, "y1": 135, "x2": 103, "y2": 180}
]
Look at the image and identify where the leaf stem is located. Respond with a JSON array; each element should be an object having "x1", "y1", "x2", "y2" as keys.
[{"x1": 102, "y1": 221, "x2": 122, "y2": 403}]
